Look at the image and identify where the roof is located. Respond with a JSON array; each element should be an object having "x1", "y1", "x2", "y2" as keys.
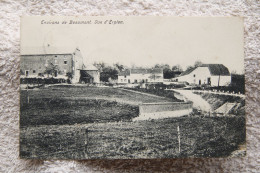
[
  {"x1": 179, "y1": 67, "x2": 196, "y2": 76},
  {"x1": 83, "y1": 64, "x2": 98, "y2": 71},
  {"x1": 180, "y1": 64, "x2": 230, "y2": 76},
  {"x1": 201, "y1": 64, "x2": 230, "y2": 76},
  {"x1": 118, "y1": 69, "x2": 130, "y2": 76},
  {"x1": 21, "y1": 46, "x2": 79, "y2": 55},
  {"x1": 131, "y1": 68, "x2": 163, "y2": 74}
]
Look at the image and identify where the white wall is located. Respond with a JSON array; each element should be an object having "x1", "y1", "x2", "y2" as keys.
[
  {"x1": 176, "y1": 67, "x2": 211, "y2": 84},
  {"x1": 118, "y1": 72, "x2": 163, "y2": 84},
  {"x1": 175, "y1": 67, "x2": 231, "y2": 86},
  {"x1": 118, "y1": 75, "x2": 130, "y2": 83},
  {"x1": 211, "y1": 75, "x2": 231, "y2": 86},
  {"x1": 129, "y1": 73, "x2": 163, "y2": 83}
]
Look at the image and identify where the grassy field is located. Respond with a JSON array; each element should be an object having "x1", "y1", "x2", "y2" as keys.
[
  {"x1": 20, "y1": 85, "x2": 246, "y2": 159},
  {"x1": 20, "y1": 86, "x2": 175, "y2": 126},
  {"x1": 20, "y1": 116, "x2": 245, "y2": 159}
]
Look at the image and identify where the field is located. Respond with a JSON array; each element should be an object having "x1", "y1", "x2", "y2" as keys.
[
  {"x1": 20, "y1": 86, "x2": 175, "y2": 126},
  {"x1": 20, "y1": 86, "x2": 246, "y2": 159}
]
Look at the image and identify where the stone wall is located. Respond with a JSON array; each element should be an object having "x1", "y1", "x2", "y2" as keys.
[{"x1": 139, "y1": 102, "x2": 193, "y2": 114}]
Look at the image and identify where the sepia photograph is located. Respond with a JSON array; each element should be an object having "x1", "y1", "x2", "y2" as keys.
[{"x1": 20, "y1": 16, "x2": 245, "y2": 159}]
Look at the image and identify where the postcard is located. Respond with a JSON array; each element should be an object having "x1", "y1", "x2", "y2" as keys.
[{"x1": 20, "y1": 16, "x2": 245, "y2": 159}]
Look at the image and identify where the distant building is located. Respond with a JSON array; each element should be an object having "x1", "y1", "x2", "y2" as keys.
[
  {"x1": 21, "y1": 46, "x2": 99, "y2": 84},
  {"x1": 172, "y1": 64, "x2": 231, "y2": 86},
  {"x1": 118, "y1": 68, "x2": 163, "y2": 84},
  {"x1": 80, "y1": 64, "x2": 100, "y2": 84}
]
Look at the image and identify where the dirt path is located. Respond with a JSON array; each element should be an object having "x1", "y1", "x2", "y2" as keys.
[{"x1": 170, "y1": 89, "x2": 212, "y2": 112}]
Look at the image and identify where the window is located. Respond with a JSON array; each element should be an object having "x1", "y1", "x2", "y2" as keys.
[
  {"x1": 193, "y1": 74, "x2": 196, "y2": 77},
  {"x1": 25, "y1": 70, "x2": 29, "y2": 76},
  {"x1": 33, "y1": 70, "x2": 36, "y2": 73},
  {"x1": 124, "y1": 79, "x2": 127, "y2": 82},
  {"x1": 124, "y1": 75, "x2": 126, "y2": 78},
  {"x1": 64, "y1": 60, "x2": 67, "y2": 64}
]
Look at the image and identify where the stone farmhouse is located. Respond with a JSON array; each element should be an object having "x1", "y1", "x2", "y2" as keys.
[
  {"x1": 172, "y1": 64, "x2": 231, "y2": 86},
  {"x1": 20, "y1": 47, "x2": 100, "y2": 84},
  {"x1": 118, "y1": 68, "x2": 163, "y2": 84}
]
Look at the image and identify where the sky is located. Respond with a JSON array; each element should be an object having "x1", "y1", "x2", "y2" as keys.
[{"x1": 21, "y1": 16, "x2": 244, "y2": 74}]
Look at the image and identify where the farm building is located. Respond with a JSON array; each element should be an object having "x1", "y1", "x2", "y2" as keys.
[
  {"x1": 21, "y1": 46, "x2": 99, "y2": 84},
  {"x1": 80, "y1": 64, "x2": 100, "y2": 84},
  {"x1": 172, "y1": 64, "x2": 231, "y2": 86},
  {"x1": 118, "y1": 68, "x2": 163, "y2": 84}
]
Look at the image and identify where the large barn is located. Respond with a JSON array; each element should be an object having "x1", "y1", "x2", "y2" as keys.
[
  {"x1": 20, "y1": 46, "x2": 99, "y2": 84},
  {"x1": 172, "y1": 64, "x2": 231, "y2": 86},
  {"x1": 118, "y1": 68, "x2": 163, "y2": 84}
]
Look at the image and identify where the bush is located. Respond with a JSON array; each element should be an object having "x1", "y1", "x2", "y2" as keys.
[
  {"x1": 126, "y1": 87, "x2": 183, "y2": 102},
  {"x1": 20, "y1": 78, "x2": 67, "y2": 85}
]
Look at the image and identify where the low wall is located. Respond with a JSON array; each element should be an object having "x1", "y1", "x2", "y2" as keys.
[{"x1": 139, "y1": 102, "x2": 193, "y2": 114}]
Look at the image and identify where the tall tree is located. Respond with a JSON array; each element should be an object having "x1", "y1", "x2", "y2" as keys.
[
  {"x1": 100, "y1": 66, "x2": 118, "y2": 82},
  {"x1": 172, "y1": 65, "x2": 183, "y2": 72},
  {"x1": 154, "y1": 64, "x2": 174, "y2": 79},
  {"x1": 93, "y1": 61, "x2": 105, "y2": 71},
  {"x1": 194, "y1": 60, "x2": 203, "y2": 67},
  {"x1": 114, "y1": 63, "x2": 125, "y2": 72}
]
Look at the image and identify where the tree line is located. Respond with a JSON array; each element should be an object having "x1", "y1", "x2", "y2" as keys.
[{"x1": 93, "y1": 62, "x2": 201, "y2": 82}]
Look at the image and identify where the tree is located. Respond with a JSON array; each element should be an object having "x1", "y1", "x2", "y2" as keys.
[
  {"x1": 114, "y1": 63, "x2": 125, "y2": 72},
  {"x1": 93, "y1": 61, "x2": 105, "y2": 71},
  {"x1": 44, "y1": 63, "x2": 60, "y2": 78},
  {"x1": 100, "y1": 66, "x2": 118, "y2": 82},
  {"x1": 154, "y1": 64, "x2": 174, "y2": 79},
  {"x1": 194, "y1": 60, "x2": 203, "y2": 67},
  {"x1": 172, "y1": 65, "x2": 183, "y2": 72}
]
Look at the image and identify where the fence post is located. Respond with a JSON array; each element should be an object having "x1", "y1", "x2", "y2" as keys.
[
  {"x1": 83, "y1": 128, "x2": 88, "y2": 158},
  {"x1": 177, "y1": 126, "x2": 181, "y2": 153}
]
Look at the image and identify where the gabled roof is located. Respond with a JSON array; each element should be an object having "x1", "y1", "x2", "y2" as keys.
[
  {"x1": 131, "y1": 68, "x2": 163, "y2": 74},
  {"x1": 21, "y1": 46, "x2": 79, "y2": 55},
  {"x1": 118, "y1": 68, "x2": 163, "y2": 76},
  {"x1": 83, "y1": 64, "x2": 98, "y2": 71},
  {"x1": 118, "y1": 69, "x2": 130, "y2": 76},
  {"x1": 180, "y1": 64, "x2": 230, "y2": 76},
  {"x1": 201, "y1": 64, "x2": 230, "y2": 76},
  {"x1": 179, "y1": 67, "x2": 196, "y2": 76}
]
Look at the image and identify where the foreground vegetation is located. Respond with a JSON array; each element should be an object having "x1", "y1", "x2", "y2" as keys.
[
  {"x1": 20, "y1": 86, "x2": 246, "y2": 159},
  {"x1": 20, "y1": 116, "x2": 245, "y2": 159}
]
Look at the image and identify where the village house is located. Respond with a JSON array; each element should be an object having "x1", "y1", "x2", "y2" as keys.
[
  {"x1": 118, "y1": 68, "x2": 163, "y2": 84},
  {"x1": 172, "y1": 64, "x2": 231, "y2": 86},
  {"x1": 20, "y1": 46, "x2": 99, "y2": 84}
]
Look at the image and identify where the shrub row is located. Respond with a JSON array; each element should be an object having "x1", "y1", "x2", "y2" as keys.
[
  {"x1": 20, "y1": 78, "x2": 69, "y2": 85},
  {"x1": 126, "y1": 87, "x2": 183, "y2": 102}
]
